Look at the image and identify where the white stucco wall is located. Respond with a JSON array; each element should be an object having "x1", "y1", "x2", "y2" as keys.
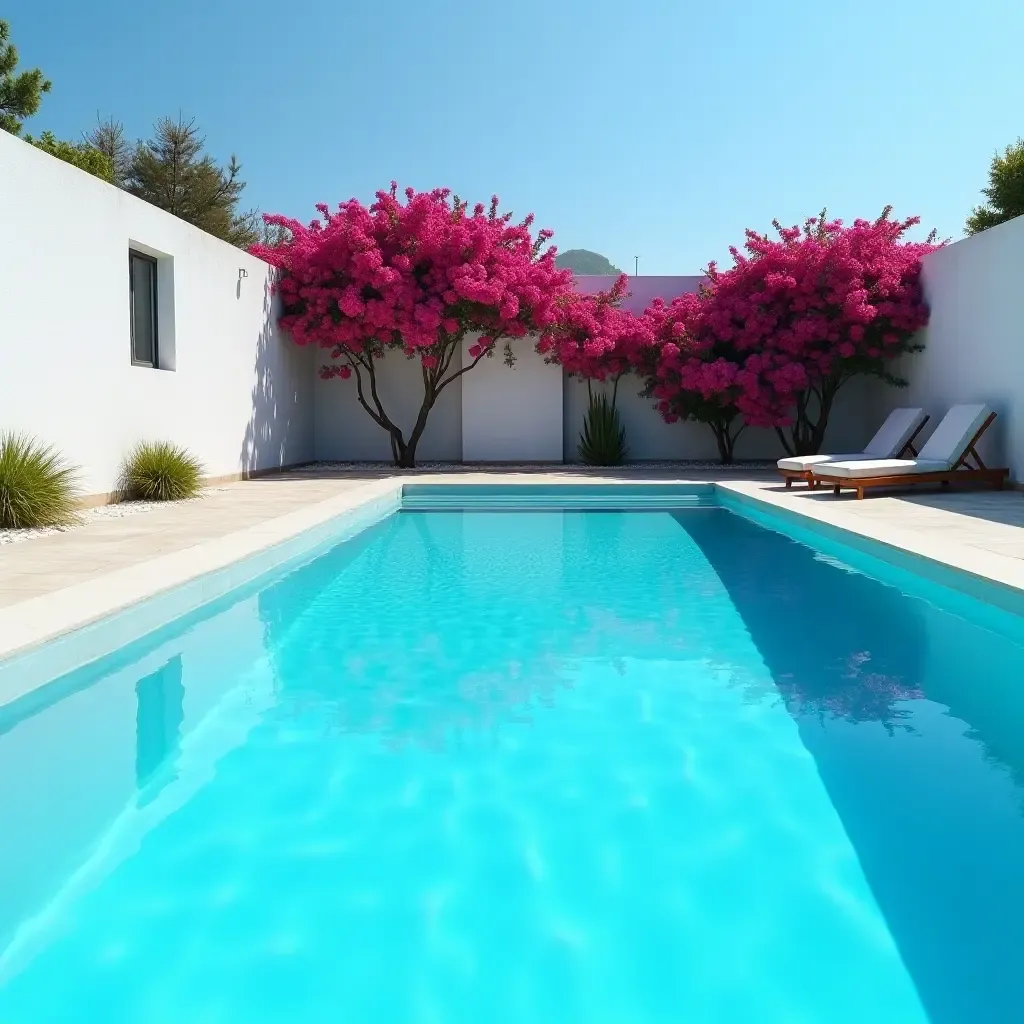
[
  {"x1": 875, "y1": 216, "x2": 1024, "y2": 478},
  {"x1": 5, "y1": 127, "x2": 998, "y2": 476},
  {"x1": 313, "y1": 350, "x2": 463, "y2": 462},
  {"x1": 462, "y1": 336, "x2": 563, "y2": 461},
  {"x1": 0, "y1": 131, "x2": 313, "y2": 496}
]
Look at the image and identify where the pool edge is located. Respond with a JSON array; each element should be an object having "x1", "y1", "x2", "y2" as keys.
[
  {"x1": 0, "y1": 482, "x2": 403, "y2": 706},
  {"x1": 3, "y1": 478, "x2": 1022, "y2": 711},
  {"x1": 716, "y1": 482, "x2": 1024, "y2": 618}
]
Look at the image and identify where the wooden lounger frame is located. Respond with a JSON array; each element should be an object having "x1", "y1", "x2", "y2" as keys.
[
  {"x1": 811, "y1": 412, "x2": 1008, "y2": 499},
  {"x1": 778, "y1": 415, "x2": 930, "y2": 489}
]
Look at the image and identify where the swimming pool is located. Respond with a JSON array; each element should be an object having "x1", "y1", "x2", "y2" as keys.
[{"x1": 2, "y1": 487, "x2": 1023, "y2": 1022}]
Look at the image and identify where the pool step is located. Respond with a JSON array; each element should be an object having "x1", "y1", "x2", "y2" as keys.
[{"x1": 400, "y1": 484, "x2": 717, "y2": 511}]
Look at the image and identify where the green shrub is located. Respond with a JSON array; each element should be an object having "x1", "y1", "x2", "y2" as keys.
[
  {"x1": 0, "y1": 433, "x2": 80, "y2": 529},
  {"x1": 578, "y1": 390, "x2": 628, "y2": 466},
  {"x1": 118, "y1": 441, "x2": 203, "y2": 502},
  {"x1": 26, "y1": 131, "x2": 115, "y2": 183}
]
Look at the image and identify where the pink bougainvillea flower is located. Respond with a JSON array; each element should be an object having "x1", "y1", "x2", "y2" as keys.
[
  {"x1": 628, "y1": 208, "x2": 940, "y2": 458},
  {"x1": 252, "y1": 185, "x2": 573, "y2": 466},
  {"x1": 537, "y1": 275, "x2": 654, "y2": 384}
]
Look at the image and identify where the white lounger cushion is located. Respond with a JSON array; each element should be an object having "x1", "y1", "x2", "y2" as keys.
[
  {"x1": 778, "y1": 453, "x2": 867, "y2": 471},
  {"x1": 818, "y1": 458, "x2": 950, "y2": 479},
  {"x1": 816, "y1": 404, "x2": 994, "y2": 480},
  {"x1": 916, "y1": 404, "x2": 991, "y2": 463},
  {"x1": 776, "y1": 407, "x2": 926, "y2": 472},
  {"x1": 863, "y1": 406, "x2": 928, "y2": 457}
]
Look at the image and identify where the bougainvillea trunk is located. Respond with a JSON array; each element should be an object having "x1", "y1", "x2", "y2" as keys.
[
  {"x1": 774, "y1": 377, "x2": 843, "y2": 456},
  {"x1": 343, "y1": 343, "x2": 460, "y2": 467},
  {"x1": 251, "y1": 185, "x2": 573, "y2": 467},
  {"x1": 709, "y1": 413, "x2": 745, "y2": 464}
]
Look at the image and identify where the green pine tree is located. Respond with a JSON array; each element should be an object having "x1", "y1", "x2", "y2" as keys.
[
  {"x1": 0, "y1": 19, "x2": 51, "y2": 135},
  {"x1": 125, "y1": 115, "x2": 258, "y2": 247},
  {"x1": 85, "y1": 115, "x2": 133, "y2": 187},
  {"x1": 966, "y1": 138, "x2": 1024, "y2": 234}
]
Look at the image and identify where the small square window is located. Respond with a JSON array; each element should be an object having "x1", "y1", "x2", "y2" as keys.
[{"x1": 129, "y1": 250, "x2": 159, "y2": 367}]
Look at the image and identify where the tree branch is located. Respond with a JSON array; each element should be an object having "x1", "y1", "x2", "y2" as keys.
[
  {"x1": 435, "y1": 334, "x2": 503, "y2": 397},
  {"x1": 345, "y1": 352, "x2": 397, "y2": 438}
]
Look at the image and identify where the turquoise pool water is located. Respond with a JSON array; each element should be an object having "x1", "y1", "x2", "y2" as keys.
[{"x1": 2, "y1": 505, "x2": 1024, "y2": 1022}]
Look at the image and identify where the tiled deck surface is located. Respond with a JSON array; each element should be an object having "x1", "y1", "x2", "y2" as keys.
[
  {"x1": 0, "y1": 475, "x2": 382, "y2": 609},
  {"x1": 0, "y1": 467, "x2": 773, "y2": 609},
  {"x1": 1, "y1": 466, "x2": 1023, "y2": 672}
]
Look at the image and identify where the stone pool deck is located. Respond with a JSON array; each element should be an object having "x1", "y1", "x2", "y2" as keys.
[{"x1": 1, "y1": 466, "x2": 1023, "y2": 674}]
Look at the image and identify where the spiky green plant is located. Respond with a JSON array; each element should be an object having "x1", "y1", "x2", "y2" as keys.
[
  {"x1": 578, "y1": 388, "x2": 628, "y2": 466},
  {"x1": 0, "y1": 432, "x2": 80, "y2": 528},
  {"x1": 118, "y1": 441, "x2": 203, "y2": 502}
]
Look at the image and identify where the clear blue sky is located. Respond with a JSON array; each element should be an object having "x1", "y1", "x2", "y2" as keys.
[{"x1": 6, "y1": 0, "x2": 1023, "y2": 273}]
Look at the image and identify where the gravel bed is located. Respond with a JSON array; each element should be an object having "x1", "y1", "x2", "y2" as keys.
[
  {"x1": 0, "y1": 488, "x2": 231, "y2": 548},
  {"x1": 284, "y1": 460, "x2": 776, "y2": 474}
]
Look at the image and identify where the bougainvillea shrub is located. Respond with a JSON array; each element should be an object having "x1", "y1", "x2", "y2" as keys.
[
  {"x1": 252, "y1": 186, "x2": 573, "y2": 466},
  {"x1": 637, "y1": 209, "x2": 940, "y2": 459},
  {"x1": 537, "y1": 276, "x2": 656, "y2": 464},
  {"x1": 537, "y1": 274, "x2": 651, "y2": 386},
  {"x1": 635, "y1": 289, "x2": 753, "y2": 462}
]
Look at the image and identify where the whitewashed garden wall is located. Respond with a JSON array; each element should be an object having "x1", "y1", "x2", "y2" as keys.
[{"x1": 3, "y1": 128, "x2": 1021, "y2": 485}]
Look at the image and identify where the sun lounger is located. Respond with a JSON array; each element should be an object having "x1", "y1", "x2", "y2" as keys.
[
  {"x1": 810, "y1": 404, "x2": 1009, "y2": 499},
  {"x1": 777, "y1": 407, "x2": 929, "y2": 488}
]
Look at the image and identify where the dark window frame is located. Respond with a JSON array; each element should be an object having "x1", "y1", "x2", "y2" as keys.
[{"x1": 129, "y1": 249, "x2": 159, "y2": 368}]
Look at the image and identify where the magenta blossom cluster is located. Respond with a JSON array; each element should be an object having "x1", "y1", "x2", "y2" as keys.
[
  {"x1": 536, "y1": 275, "x2": 653, "y2": 382},
  {"x1": 633, "y1": 292, "x2": 707, "y2": 423},
  {"x1": 644, "y1": 211, "x2": 939, "y2": 430},
  {"x1": 251, "y1": 184, "x2": 574, "y2": 377}
]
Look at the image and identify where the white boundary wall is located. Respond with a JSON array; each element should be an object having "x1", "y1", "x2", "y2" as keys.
[
  {"x1": 875, "y1": 216, "x2": 1024, "y2": 478},
  {"x1": 462, "y1": 335, "x2": 563, "y2": 462},
  {"x1": 0, "y1": 131, "x2": 313, "y2": 496},
  {"x1": 313, "y1": 352, "x2": 463, "y2": 463},
  {"x1": 6, "y1": 129, "x2": 1015, "y2": 477}
]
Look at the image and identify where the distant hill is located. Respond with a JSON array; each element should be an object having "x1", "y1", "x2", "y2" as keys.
[{"x1": 555, "y1": 249, "x2": 624, "y2": 275}]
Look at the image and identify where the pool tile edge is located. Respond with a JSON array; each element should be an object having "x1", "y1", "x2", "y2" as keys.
[
  {"x1": 0, "y1": 481, "x2": 403, "y2": 706},
  {"x1": 3, "y1": 475, "x2": 1022, "y2": 711},
  {"x1": 716, "y1": 481, "x2": 1024, "y2": 612}
]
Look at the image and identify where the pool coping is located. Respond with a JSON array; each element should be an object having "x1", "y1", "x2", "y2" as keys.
[
  {"x1": 716, "y1": 481, "x2": 1024, "y2": 615},
  {"x1": 0, "y1": 480, "x2": 403, "y2": 706},
  {"x1": 1, "y1": 477, "x2": 1022, "y2": 708}
]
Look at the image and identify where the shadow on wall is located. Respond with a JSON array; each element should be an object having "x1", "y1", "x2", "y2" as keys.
[
  {"x1": 562, "y1": 375, "x2": 880, "y2": 463},
  {"x1": 238, "y1": 274, "x2": 314, "y2": 475}
]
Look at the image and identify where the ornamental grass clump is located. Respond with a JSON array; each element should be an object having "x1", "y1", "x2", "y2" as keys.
[
  {"x1": 537, "y1": 275, "x2": 651, "y2": 467},
  {"x1": 118, "y1": 441, "x2": 203, "y2": 502},
  {"x1": 0, "y1": 432, "x2": 80, "y2": 529},
  {"x1": 578, "y1": 388, "x2": 628, "y2": 466}
]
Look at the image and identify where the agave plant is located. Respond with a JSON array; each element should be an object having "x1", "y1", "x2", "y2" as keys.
[
  {"x1": 118, "y1": 441, "x2": 203, "y2": 502},
  {"x1": 0, "y1": 432, "x2": 80, "y2": 529},
  {"x1": 578, "y1": 385, "x2": 628, "y2": 466}
]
